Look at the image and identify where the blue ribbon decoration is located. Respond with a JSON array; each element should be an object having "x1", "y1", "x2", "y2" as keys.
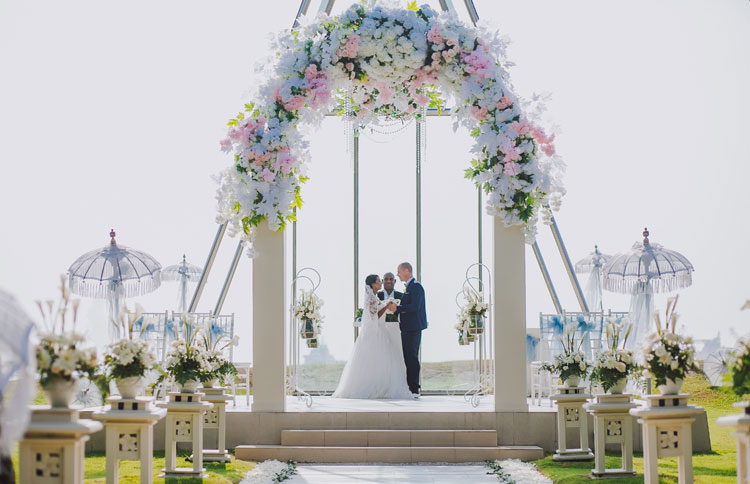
[
  {"x1": 526, "y1": 334, "x2": 540, "y2": 362},
  {"x1": 211, "y1": 321, "x2": 224, "y2": 340}
]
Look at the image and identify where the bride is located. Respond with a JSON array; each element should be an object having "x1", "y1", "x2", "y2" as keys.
[{"x1": 332, "y1": 274, "x2": 414, "y2": 399}]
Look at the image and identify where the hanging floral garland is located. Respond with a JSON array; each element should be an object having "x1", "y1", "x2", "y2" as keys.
[{"x1": 217, "y1": 1, "x2": 565, "y2": 255}]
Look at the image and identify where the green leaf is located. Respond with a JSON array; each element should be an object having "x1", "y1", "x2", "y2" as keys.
[{"x1": 407, "y1": 1, "x2": 418, "y2": 11}]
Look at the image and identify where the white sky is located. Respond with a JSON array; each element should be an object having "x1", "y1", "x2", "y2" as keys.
[{"x1": 1, "y1": 0, "x2": 749, "y2": 367}]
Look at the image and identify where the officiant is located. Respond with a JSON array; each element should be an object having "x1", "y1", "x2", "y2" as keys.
[{"x1": 377, "y1": 272, "x2": 403, "y2": 323}]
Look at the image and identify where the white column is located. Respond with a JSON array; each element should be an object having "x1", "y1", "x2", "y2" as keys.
[
  {"x1": 252, "y1": 226, "x2": 287, "y2": 412},
  {"x1": 493, "y1": 222, "x2": 528, "y2": 412}
]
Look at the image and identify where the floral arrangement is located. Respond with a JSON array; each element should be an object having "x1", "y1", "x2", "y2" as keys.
[
  {"x1": 35, "y1": 277, "x2": 99, "y2": 387},
  {"x1": 642, "y1": 296, "x2": 698, "y2": 388},
  {"x1": 540, "y1": 324, "x2": 590, "y2": 383},
  {"x1": 462, "y1": 290, "x2": 488, "y2": 317},
  {"x1": 589, "y1": 318, "x2": 639, "y2": 392},
  {"x1": 294, "y1": 290, "x2": 324, "y2": 338},
  {"x1": 217, "y1": 2, "x2": 564, "y2": 255},
  {"x1": 164, "y1": 317, "x2": 211, "y2": 385},
  {"x1": 729, "y1": 336, "x2": 750, "y2": 397},
  {"x1": 200, "y1": 322, "x2": 239, "y2": 385},
  {"x1": 239, "y1": 460, "x2": 297, "y2": 484},
  {"x1": 103, "y1": 304, "x2": 158, "y2": 381}
]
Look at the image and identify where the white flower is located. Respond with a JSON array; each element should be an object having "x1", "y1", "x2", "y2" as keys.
[{"x1": 615, "y1": 362, "x2": 626, "y2": 373}]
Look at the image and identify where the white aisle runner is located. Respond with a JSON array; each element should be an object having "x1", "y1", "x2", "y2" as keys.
[{"x1": 286, "y1": 464, "x2": 499, "y2": 484}]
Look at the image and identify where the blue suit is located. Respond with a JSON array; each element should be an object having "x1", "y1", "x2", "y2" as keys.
[{"x1": 395, "y1": 278, "x2": 427, "y2": 393}]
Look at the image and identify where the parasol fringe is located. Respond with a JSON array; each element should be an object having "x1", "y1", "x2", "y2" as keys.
[
  {"x1": 68, "y1": 271, "x2": 162, "y2": 299},
  {"x1": 603, "y1": 271, "x2": 693, "y2": 294}
]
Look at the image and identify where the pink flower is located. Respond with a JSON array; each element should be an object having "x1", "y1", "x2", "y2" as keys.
[
  {"x1": 503, "y1": 161, "x2": 520, "y2": 177},
  {"x1": 461, "y1": 49, "x2": 493, "y2": 79},
  {"x1": 220, "y1": 138, "x2": 232, "y2": 152},
  {"x1": 502, "y1": 145, "x2": 521, "y2": 162},
  {"x1": 414, "y1": 94, "x2": 430, "y2": 107},
  {"x1": 470, "y1": 106, "x2": 488, "y2": 120},
  {"x1": 283, "y1": 95, "x2": 305, "y2": 112},
  {"x1": 374, "y1": 81, "x2": 395, "y2": 103},
  {"x1": 304, "y1": 64, "x2": 318, "y2": 81},
  {"x1": 337, "y1": 34, "x2": 360, "y2": 58},
  {"x1": 496, "y1": 96, "x2": 512, "y2": 110},
  {"x1": 427, "y1": 25, "x2": 445, "y2": 44},
  {"x1": 259, "y1": 168, "x2": 275, "y2": 182},
  {"x1": 273, "y1": 85, "x2": 282, "y2": 102},
  {"x1": 346, "y1": 62, "x2": 354, "y2": 71}
]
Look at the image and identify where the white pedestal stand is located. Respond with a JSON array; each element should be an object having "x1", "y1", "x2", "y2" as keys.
[
  {"x1": 630, "y1": 394, "x2": 701, "y2": 484},
  {"x1": 585, "y1": 393, "x2": 637, "y2": 478},
  {"x1": 92, "y1": 396, "x2": 166, "y2": 484},
  {"x1": 18, "y1": 406, "x2": 102, "y2": 484},
  {"x1": 157, "y1": 392, "x2": 213, "y2": 479},
  {"x1": 717, "y1": 401, "x2": 750, "y2": 484},
  {"x1": 199, "y1": 386, "x2": 232, "y2": 463},
  {"x1": 550, "y1": 386, "x2": 594, "y2": 461}
]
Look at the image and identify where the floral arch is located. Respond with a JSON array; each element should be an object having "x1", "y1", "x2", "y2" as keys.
[{"x1": 216, "y1": 2, "x2": 565, "y2": 253}]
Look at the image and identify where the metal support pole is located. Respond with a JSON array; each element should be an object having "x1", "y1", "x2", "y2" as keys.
[
  {"x1": 478, "y1": 187, "x2": 483, "y2": 290},
  {"x1": 292, "y1": 209, "x2": 297, "y2": 304},
  {"x1": 213, "y1": 241, "x2": 244, "y2": 315},
  {"x1": 353, "y1": 129, "x2": 359, "y2": 342},
  {"x1": 416, "y1": 121, "x2": 422, "y2": 281},
  {"x1": 532, "y1": 241, "x2": 563, "y2": 314},
  {"x1": 189, "y1": 223, "x2": 227, "y2": 313},
  {"x1": 547, "y1": 212, "x2": 589, "y2": 312}
]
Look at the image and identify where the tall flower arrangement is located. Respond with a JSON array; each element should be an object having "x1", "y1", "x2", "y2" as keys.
[
  {"x1": 590, "y1": 318, "x2": 639, "y2": 393},
  {"x1": 540, "y1": 324, "x2": 591, "y2": 386},
  {"x1": 164, "y1": 316, "x2": 211, "y2": 392},
  {"x1": 200, "y1": 321, "x2": 239, "y2": 387},
  {"x1": 726, "y1": 301, "x2": 750, "y2": 396},
  {"x1": 642, "y1": 296, "x2": 698, "y2": 394},
  {"x1": 102, "y1": 304, "x2": 159, "y2": 398},
  {"x1": 35, "y1": 276, "x2": 101, "y2": 407},
  {"x1": 217, "y1": 2, "x2": 564, "y2": 255}
]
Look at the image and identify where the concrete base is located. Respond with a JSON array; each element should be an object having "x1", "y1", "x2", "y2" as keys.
[
  {"x1": 158, "y1": 468, "x2": 208, "y2": 479},
  {"x1": 591, "y1": 470, "x2": 637, "y2": 479},
  {"x1": 552, "y1": 450, "x2": 594, "y2": 461},
  {"x1": 202, "y1": 449, "x2": 232, "y2": 462}
]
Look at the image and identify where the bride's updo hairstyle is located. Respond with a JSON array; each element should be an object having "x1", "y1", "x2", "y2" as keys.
[{"x1": 365, "y1": 274, "x2": 379, "y2": 289}]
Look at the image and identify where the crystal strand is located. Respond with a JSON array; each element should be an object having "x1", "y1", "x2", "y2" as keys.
[
  {"x1": 345, "y1": 88, "x2": 354, "y2": 169},
  {"x1": 420, "y1": 105, "x2": 427, "y2": 164}
]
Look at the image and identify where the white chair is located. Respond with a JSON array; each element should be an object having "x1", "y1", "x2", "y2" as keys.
[
  {"x1": 232, "y1": 362, "x2": 251, "y2": 407},
  {"x1": 530, "y1": 361, "x2": 553, "y2": 407}
]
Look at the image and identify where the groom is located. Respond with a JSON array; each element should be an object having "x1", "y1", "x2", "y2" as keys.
[{"x1": 387, "y1": 262, "x2": 427, "y2": 397}]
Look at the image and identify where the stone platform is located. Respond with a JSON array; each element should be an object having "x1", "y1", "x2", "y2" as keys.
[{"x1": 81, "y1": 395, "x2": 711, "y2": 460}]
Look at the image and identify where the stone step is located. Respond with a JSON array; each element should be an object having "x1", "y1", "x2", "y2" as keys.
[
  {"x1": 280, "y1": 429, "x2": 498, "y2": 447},
  {"x1": 235, "y1": 445, "x2": 544, "y2": 463}
]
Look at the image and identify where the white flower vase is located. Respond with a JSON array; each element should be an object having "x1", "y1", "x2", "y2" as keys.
[
  {"x1": 115, "y1": 376, "x2": 146, "y2": 398},
  {"x1": 657, "y1": 378, "x2": 684, "y2": 395},
  {"x1": 178, "y1": 379, "x2": 200, "y2": 393},
  {"x1": 43, "y1": 377, "x2": 77, "y2": 408},
  {"x1": 203, "y1": 378, "x2": 219, "y2": 389},
  {"x1": 563, "y1": 376, "x2": 580, "y2": 387},
  {"x1": 608, "y1": 378, "x2": 627, "y2": 394}
]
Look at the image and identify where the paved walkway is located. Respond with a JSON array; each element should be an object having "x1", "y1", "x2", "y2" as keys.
[{"x1": 287, "y1": 464, "x2": 499, "y2": 483}]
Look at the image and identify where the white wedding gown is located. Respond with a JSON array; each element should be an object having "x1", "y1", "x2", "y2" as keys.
[{"x1": 332, "y1": 287, "x2": 413, "y2": 399}]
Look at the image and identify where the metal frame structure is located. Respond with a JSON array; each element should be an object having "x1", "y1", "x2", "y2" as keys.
[
  {"x1": 286, "y1": 268, "x2": 321, "y2": 408},
  {"x1": 186, "y1": 0, "x2": 591, "y2": 396},
  {"x1": 458, "y1": 263, "x2": 494, "y2": 407}
]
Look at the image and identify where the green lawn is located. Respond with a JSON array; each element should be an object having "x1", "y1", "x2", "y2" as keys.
[
  {"x1": 534, "y1": 375, "x2": 740, "y2": 483},
  {"x1": 12, "y1": 451, "x2": 255, "y2": 484}
]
